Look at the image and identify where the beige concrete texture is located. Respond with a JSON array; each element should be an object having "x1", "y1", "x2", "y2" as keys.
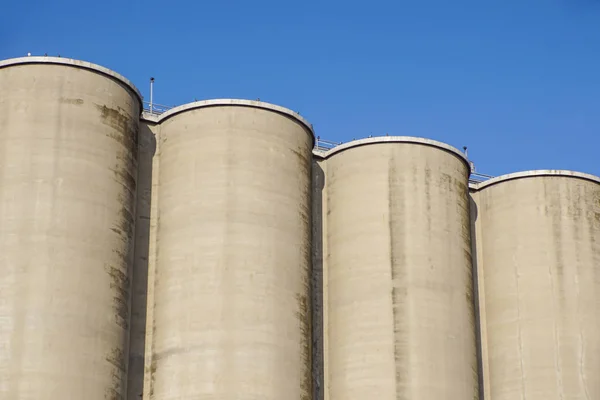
[
  {"x1": 312, "y1": 158, "x2": 326, "y2": 400},
  {"x1": 468, "y1": 189, "x2": 489, "y2": 400},
  {"x1": 323, "y1": 139, "x2": 479, "y2": 400},
  {"x1": 0, "y1": 58, "x2": 141, "y2": 399},
  {"x1": 127, "y1": 120, "x2": 159, "y2": 400},
  {"x1": 150, "y1": 102, "x2": 314, "y2": 399},
  {"x1": 472, "y1": 172, "x2": 600, "y2": 400}
]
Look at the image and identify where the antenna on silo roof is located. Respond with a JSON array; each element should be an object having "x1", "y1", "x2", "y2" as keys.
[
  {"x1": 149, "y1": 77, "x2": 155, "y2": 114},
  {"x1": 463, "y1": 146, "x2": 468, "y2": 158}
]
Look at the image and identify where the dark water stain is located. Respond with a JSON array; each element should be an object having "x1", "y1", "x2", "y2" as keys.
[
  {"x1": 297, "y1": 292, "x2": 312, "y2": 400},
  {"x1": 454, "y1": 177, "x2": 468, "y2": 194},
  {"x1": 291, "y1": 146, "x2": 312, "y2": 178},
  {"x1": 106, "y1": 347, "x2": 127, "y2": 372},
  {"x1": 59, "y1": 97, "x2": 84, "y2": 105},
  {"x1": 388, "y1": 155, "x2": 408, "y2": 398},
  {"x1": 149, "y1": 357, "x2": 157, "y2": 397},
  {"x1": 104, "y1": 386, "x2": 124, "y2": 400},
  {"x1": 94, "y1": 103, "x2": 139, "y2": 159},
  {"x1": 121, "y1": 207, "x2": 135, "y2": 233},
  {"x1": 424, "y1": 167, "x2": 432, "y2": 234},
  {"x1": 116, "y1": 190, "x2": 135, "y2": 217},
  {"x1": 288, "y1": 142, "x2": 313, "y2": 399},
  {"x1": 110, "y1": 165, "x2": 137, "y2": 193},
  {"x1": 119, "y1": 168, "x2": 137, "y2": 192},
  {"x1": 439, "y1": 172, "x2": 454, "y2": 193},
  {"x1": 113, "y1": 248, "x2": 129, "y2": 263},
  {"x1": 105, "y1": 264, "x2": 130, "y2": 330},
  {"x1": 547, "y1": 180, "x2": 566, "y2": 300},
  {"x1": 105, "y1": 347, "x2": 127, "y2": 400},
  {"x1": 109, "y1": 204, "x2": 134, "y2": 240}
]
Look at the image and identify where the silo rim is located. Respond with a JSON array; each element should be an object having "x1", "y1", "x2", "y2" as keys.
[
  {"x1": 0, "y1": 56, "x2": 143, "y2": 111},
  {"x1": 318, "y1": 136, "x2": 469, "y2": 167},
  {"x1": 154, "y1": 99, "x2": 315, "y2": 144},
  {"x1": 474, "y1": 169, "x2": 600, "y2": 190}
]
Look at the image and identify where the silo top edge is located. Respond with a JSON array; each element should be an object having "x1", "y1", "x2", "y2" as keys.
[
  {"x1": 474, "y1": 169, "x2": 600, "y2": 190},
  {"x1": 312, "y1": 149, "x2": 327, "y2": 159},
  {"x1": 154, "y1": 99, "x2": 315, "y2": 141},
  {"x1": 319, "y1": 136, "x2": 468, "y2": 165},
  {"x1": 0, "y1": 56, "x2": 143, "y2": 108}
]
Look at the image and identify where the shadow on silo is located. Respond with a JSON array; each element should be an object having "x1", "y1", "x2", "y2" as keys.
[
  {"x1": 127, "y1": 122, "x2": 156, "y2": 399},
  {"x1": 469, "y1": 194, "x2": 485, "y2": 400},
  {"x1": 311, "y1": 160, "x2": 325, "y2": 400}
]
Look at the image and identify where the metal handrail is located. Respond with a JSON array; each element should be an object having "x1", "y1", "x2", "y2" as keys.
[
  {"x1": 314, "y1": 138, "x2": 494, "y2": 183},
  {"x1": 143, "y1": 101, "x2": 173, "y2": 115},
  {"x1": 315, "y1": 137, "x2": 342, "y2": 151},
  {"x1": 137, "y1": 104, "x2": 495, "y2": 182},
  {"x1": 469, "y1": 172, "x2": 494, "y2": 184}
]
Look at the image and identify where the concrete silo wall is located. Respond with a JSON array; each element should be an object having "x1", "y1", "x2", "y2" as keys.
[
  {"x1": 4, "y1": 55, "x2": 600, "y2": 400},
  {"x1": 311, "y1": 156, "x2": 326, "y2": 400},
  {"x1": 473, "y1": 172, "x2": 600, "y2": 400},
  {"x1": 0, "y1": 58, "x2": 141, "y2": 399},
  {"x1": 150, "y1": 101, "x2": 314, "y2": 399},
  {"x1": 127, "y1": 120, "x2": 160, "y2": 400},
  {"x1": 323, "y1": 138, "x2": 479, "y2": 400}
]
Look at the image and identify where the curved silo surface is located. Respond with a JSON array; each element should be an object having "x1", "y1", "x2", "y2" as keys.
[
  {"x1": 152, "y1": 100, "x2": 314, "y2": 399},
  {"x1": 0, "y1": 57, "x2": 141, "y2": 398},
  {"x1": 475, "y1": 171, "x2": 600, "y2": 400},
  {"x1": 324, "y1": 137, "x2": 478, "y2": 399}
]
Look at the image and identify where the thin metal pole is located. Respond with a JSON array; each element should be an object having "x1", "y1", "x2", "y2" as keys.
[{"x1": 150, "y1": 77, "x2": 155, "y2": 113}]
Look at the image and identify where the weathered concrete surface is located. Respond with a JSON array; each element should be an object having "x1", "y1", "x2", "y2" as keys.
[
  {"x1": 0, "y1": 61, "x2": 140, "y2": 399},
  {"x1": 0, "y1": 56, "x2": 142, "y2": 102},
  {"x1": 312, "y1": 157, "x2": 326, "y2": 400},
  {"x1": 143, "y1": 121, "x2": 161, "y2": 400},
  {"x1": 127, "y1": 120, "x2": 159, "y2": 400},
  {"x1": 324, "y1": 141, "x2": 479, "y2": 400},
  {"x1": 151, "y1": 104, "x2": 314, "y2": 399},
  {"x1": 475, "y1": 173, "x2": 600, "y2": 400},
  {"x1": 469, "y1": 190, "x2": 490, "y2": 400}
]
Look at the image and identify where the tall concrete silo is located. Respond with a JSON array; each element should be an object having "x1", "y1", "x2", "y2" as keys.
[
  {"x1": 150, "y1": 100, "x2": 314, "y2": 399},
  {"x1": 323, "y1": 137, "x2": 479, "y2": 400},
  {"x1": 0, "y1": 57, "x2": 141, "y2": 398},
  {"x1": 472, "y1": 171, "x2": 600, "y2": 400}
]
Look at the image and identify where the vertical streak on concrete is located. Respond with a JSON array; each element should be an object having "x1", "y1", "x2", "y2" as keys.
[
  {"x1": 127, "y1": 121, "x2": 157, "y2": 400},
  {"x1": 321, "y1": 159, "x2": 331, "y2": 400},
  {"x1": 312, "y1": 157, "x2": 326, "y2": 400},
  {"x1": 470, "y1": 190, "x2": 489, "y2": 399},
  {"x1": 388, "y1": 149, "x2": 408, "y2": 400},
  {"x1": 143, "y1": 122, "x2": 161, "y2": 399}
]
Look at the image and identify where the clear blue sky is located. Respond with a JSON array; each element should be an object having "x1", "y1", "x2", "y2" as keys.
[{"x1": 2, "y1": 0, "x2": 599, "y2": 176}]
